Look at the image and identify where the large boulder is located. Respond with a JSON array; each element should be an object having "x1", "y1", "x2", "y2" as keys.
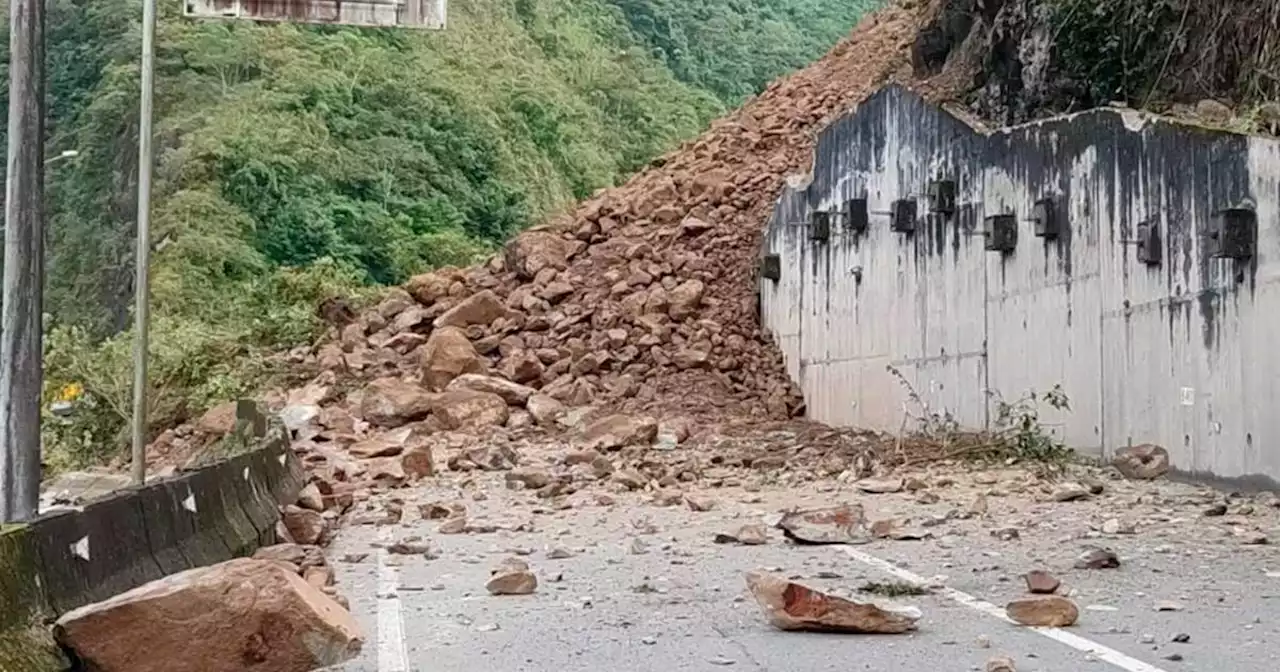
[
  {"x1": 358, "y1": 378, "x2": 433, "y2": 428},
  {"x1": 1111, "y1": 443, "x2": 1170, "y2": 480},
  {"x1": 447, "y1": 374, "x2": 536, "y2": 406},
  {"x1": 505, "y1": 230, "x2": 572, "y2": 280},
  {"x1": 54, "y1": 558, "x2": 362, "y2": 672},
  {"x1": 420, "y1": 326, "x2": 485, "y2": 391},
  {"x1": 433, "y1": 289, "x2": 510, "y2": 330},
  {"x1": 404, "y1": 270, "x2": 454, "y2": 307},
  {"x1": 429, "y1": 390, "x2": 510, "y2": 430},
  {"x1": 744, "y1": 571, "x2": 920, "y2": 634}
]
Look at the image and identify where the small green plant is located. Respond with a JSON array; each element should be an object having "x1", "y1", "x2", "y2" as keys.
[{"x1": 987, "y1": 385, "x2": 1073, "y2": 463}]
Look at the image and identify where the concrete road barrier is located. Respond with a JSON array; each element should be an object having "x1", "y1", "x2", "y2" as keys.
[{"x1": 0, "y1": 417, "x2": 303, "y2": 671}]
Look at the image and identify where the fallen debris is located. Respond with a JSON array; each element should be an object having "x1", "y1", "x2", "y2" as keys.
[
  {"x1": 54, "y1": 558, "x2": 362, "y2": 672},
  {"x1": 715, "y1": 524, "x2": 769, "y2": 545},
  {"x1": 1006, "y1": 595, "x2": 1080, "y2": 627},
  {"x1": 855, "y1": 477, "x2": 903, "y2": 494},
  {"x1": 775, "y1": 504, "x2": 867, "y2": 545},
  {"x1": 487, "y1": 568, "x2": 538, "y2": 596},
  {"x1": 986, "y1": 656, "x2": 1017, "y2": 672},
  {"x1": 1023, "y1": 570, "x2": 1060, "y2": 595},
  {"x1": 1074, "y1": 548, "x2": 1121, "y2": 570},
  {"x1": 745, "y1": 571, "x2": 920, "y2": 634},
  {"x1": 1111, "y1": 444, "x2": 1171, "y2": 480}
]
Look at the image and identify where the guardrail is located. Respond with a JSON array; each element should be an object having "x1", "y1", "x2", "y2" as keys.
[{"x1": 0, "y1": 422, "x2": 303, "y2": 670}]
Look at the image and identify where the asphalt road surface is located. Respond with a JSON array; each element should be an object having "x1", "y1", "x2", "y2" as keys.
[{"x1": 327, "y1": 463, "x2": 1280, "y2": 672}]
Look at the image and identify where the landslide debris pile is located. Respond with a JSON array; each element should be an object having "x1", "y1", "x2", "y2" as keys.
[
  {"x1": 309, "y1": 5, "x2": 918, "y2": 420},
  {"x1": 149, "y1": 4, "x2": 931, "y2": 488}
]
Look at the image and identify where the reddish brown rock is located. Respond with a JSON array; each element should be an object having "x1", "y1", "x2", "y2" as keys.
[
  {"x1": 405, "y1": 270, "x2": 454, "y2": 306},
  {"x1": 526, "y1": 394, "x2": 566, "y2": 426},
  {"x1": 297, "y1": 483, "x2": 325, "y2": 512},
  {"x1": 776, "y1": 504, "x2": 867, "y2": 545},
  {"x1": 579, "y1": 414, "x2": 658, "y2": 451},
  {"x1": 1006, "y1": 596, "x2": 1079, "y2": 627},
  {"x1": 429, "y1": 389, "x2": 510, "y2": 430},
  {"x1": 348, "y1": 427, "x2": 413, "y2": 459},
  {"x1": 401, "y1": 445, "x2": 435, "y2": 479},
  {"x1": 54, "y1": 558, "x2": 362, "y2": 672},
  {"x1": 486, "y1": 569, "x2": 538, "y2": 595},
  {"x1": 420, "y1": 326, "x2": 485, "y2": 391},
  {"x1": 433, "y1": 289, "x2": 510, "y2": 329},
  {"x1": 195, "y1": 401, "x2": 237, "y2": 436},
  {"x1": 282, "y1": 505, "x2": 326, "y2": 546},
  {"x1": 447, "y1": 373, "x2": 536, "y2": 406},
  {"x1": 1111, "y1": 443, "x2": 1170, "y2": 480},
  {"x1": 505, "y1": 230, "x2": 573, "y2": 280},
  {"x1": 358, "y1": 378, "x2": 433, "y2": 428},
  {"x1": 1023, "y1": 570, "x2": 1060, "y2": 594},
  {"x1": 502, "y1": 351, "x2": 545, "y2": 384},
  {"x1": 745, "y1": 571, "x2": 920, "y2": 633}
]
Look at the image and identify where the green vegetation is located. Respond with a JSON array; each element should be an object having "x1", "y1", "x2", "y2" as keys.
[{"x1": 0, "y1": 0, "x2": 879, "y2": 470}]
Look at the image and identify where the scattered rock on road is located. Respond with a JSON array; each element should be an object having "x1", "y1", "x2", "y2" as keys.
[
  {"x1": 1023, "y1": 570, "x2": 1060, "y2": 595},
  {"x1": 986, "y1": 656, "x2": 1017, "y2": 672},
  {"x1": 281, "y1": 505, "x2": 327, "y2": 546},
  {"x1": 1052, "y1": 483, "x2": 1091, "y2": 502},
  {"x1": 776, "y1": 504, "x2": 867, "y2": 545},
  {"x1": 1006, "y1": 595, "x2": 1080, "y2": 627},
  {"x1": 54, "y1": 558, "x2": 362, "y2": 672},
  {"x1": 486, "y1": 569, "x2": 538, "y2": 596},
  {"x1": 1074, "y1": 548, "x2": 1121, "y2": 569},
  {"x1": 714, "y1": 524, "x2": 769, "y2": 546},
  {"x1": 855, "y1": 477, "x2": 904, "y2": 494},
  {"x1": 744, "y1": 570, "x2": 921, "y2": 634}
]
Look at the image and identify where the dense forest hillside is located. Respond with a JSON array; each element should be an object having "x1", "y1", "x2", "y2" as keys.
[{"x1": 0, "y1": 0, "x2": 877, "y2": 467}]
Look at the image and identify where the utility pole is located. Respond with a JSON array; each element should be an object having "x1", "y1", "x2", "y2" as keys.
[
  {"x1": 130, "y1": 0, "x2": 157, "y2": 485},
  {"x1": 0, "y1": 0, "x2": 46, "y2": 522}
]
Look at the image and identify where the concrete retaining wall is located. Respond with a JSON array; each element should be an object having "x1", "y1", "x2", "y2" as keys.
[
  {"x1": 0, "y1": 432, "x2": 303, "y2": 671},
  {"x1": 760, "y1": 84, "x2": 1280, "y2": 488}
]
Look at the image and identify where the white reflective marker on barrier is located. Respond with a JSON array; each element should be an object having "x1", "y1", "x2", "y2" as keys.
[
  {"x1": 182, "y1": 491, "x2": 197, "y2": 513},
  {"x1": 243, "y1": 467, "x2": 250, "y2": 481},
  {"x1": 278, "y1": 453, "x2": 287, "y2": 466},
  {"x1": 71, "y1": 535, "x2": 90, "y2": 561}
]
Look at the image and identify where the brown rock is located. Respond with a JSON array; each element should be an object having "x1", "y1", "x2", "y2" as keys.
[
  {"x1": 1006, "y1": 595, "x2": 1079, "y2": 627},
  {"x1": 420, "y1": 326, "x2": 485, "y2": 391},
  {"x1": 668, "y1": 279, "x2": 705, "y2": 321},
  {"x1": 405, "y1": 270, "x2": 453, "y2": 306},
  {"x1": 1111, "y1": 443, "x2": 1170, "y2": 480},
  {"x1": 251, "y1": 543, "x2": 326, "y2": 572},
  {"x1": 486, "y1": 570, "x2": 538, "y2": 595},
  {"x1": 505, "y1": 230, "x2": 572, "y2": 280},
  {"x1": 297, "y1": 483, "x2": 325, "y2": 512},
  {"x1": 429, "y1": 389, "x2": 509, "y2": 430},
  {"x1": 54, "y1": 558, "x2": 362, "y2": 672},
  {"x1": 502, "y1": 351, "x2": 545, "y2": 384},
  {"x1": 506, "y1": 466, "x2": 554, "y2": 490},
  {"x1": 855, "y1": 477, "x2": 904, "y2": 494},
  {"x1": 776, "y1": 504, "x2": 866, "y2": 545},
  {"x1": 303, "y1": 565, "x2": 335, "y2": 589},
  {"x1": 348, "y1": 427, "x2": 413, "y2": 459},
  {"x1": 400, "y1": 445, "x2": 435, "y2": 479},
  {"x1": 438, "y1": 516, "x2": 467, "y2": 534},
  {"x1": 745, "y1": 571, "x2": 920, "y2": 633},
  {"x1": 195, "y1": 401, "x2": 237, "y2": 436},
  {"x1": 1051, "y1": 483, "x2": 1090, "y2": 502},
  {"x1": 282, "y1": 505, "x2": 326, "y2": 546},
  {"x1": 419, "y1": 501, "x2": 461, "y2": 520},
  {"x1": 433, "y1": 289, "x2": 510, "y2": 329},
  {"x1": 986, "y1": 656, "x2": 1017, "y2": 672},
  {"x1": 1195, "y1": 99, "x2": 1232, "y2": 124},
  {"x1": 1023, "y1": 570, "x2": 1060, "y2": 594},
  {"x1": 519, "y1": 393, "x2": 561, "y2": 426},
  {"x1": 579, "y1": 414, "x2": 658, "y2": 451},
  {"x1": 684, "y1": 494, "x2": 716, "y2": 512},
  {"x1": 358, "y1": 378, "x2": 433, "y2": 428},
  {"x1": 447, "y1": 373, "x2": 535, "y2": 406}
]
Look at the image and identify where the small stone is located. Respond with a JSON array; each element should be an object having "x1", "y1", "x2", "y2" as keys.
[
  {"x1": 991, "y1": 526, "x2": 1020, "y2": 541},
  {"x1": 1074, "y1": 548, "x2": 1120, "y2": 569},
  {"x1": 1024, "y1": 570, "x2": 1060, "y2": 595},
  {"x1": 976, "y1": 635, "x2": 991, "y2": 649},
  {"x1": 486, "y1": 570, "x2": 538, "y2": 596},
  {"x1": 1154, "y1": 600, "x2": 1183, "y2": 612},
  {"x1": 733, "y1": 524, "x2": 768, "y2": 545},
  {"x1": 855, "y1": 478, "x2": 904, "y2": 494},
  {"x1": 968, "y1": 493, "x2": 988, "y2": 516},
  {"x1": 1052, "y1": 483, "x2": 1090, "y2": 502},
  {"x1": 641, "y1": 636, "x2": 657, "y2": 645},
  {"x1": 1172, "y1": 633, "x2": 1190, "y2": 643},
  {"x1": 1006, "y1": 596, "x2": 1080, "y2": 627},
  {"x1": 1111, "y1": 443, "x2": 1170, "y2": 480},
  {"x1": 1140, "y1": 634, "x2": 1155, "y2": 644},
  {"x1": 387, "y1": 540, "x2": 431, "y2": 555},
  {"x1": 684, "y1": 494, "x2": 716, "y2": 512},
  {"x1": 1203, "y1": 503, "x2": 1228, "y2": 517},
  {"x1": 297, "y1": 483, "x2": 325, "y2": 512},
  {"x1": 986, "y1": 656, "x2": 1017, "y2": 672},
  {"x1": 439, "y1": 516, "x2": 467, "y2": 535},
  {"x1": 708, "y1": 656, "x2": 736, "y2": 666},
  {"x1": 1164, "y1": 653, "x2": 1184, "y2": 662},
  {"x1": 629, "y1": 538, "x2": 649, "y2": 555},
  {"x1": 1235, "y1": 529, "x2": 1269, "y2": 545},
  {"x1": 547, "y1": 547, "x2": 574, "y2": 559}
]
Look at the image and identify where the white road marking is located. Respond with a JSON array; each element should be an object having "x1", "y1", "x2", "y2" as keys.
[
  {"x1": 376, "y1": 529, "x2": 409, "y2": 672},
  {"x1": 841, "y1": 547, "x2": 1171, "y2": 672}
]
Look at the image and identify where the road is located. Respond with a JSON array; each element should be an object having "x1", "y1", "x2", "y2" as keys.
[{"x1": 327, "y1": 457, "x2": 1280, "y2": 672}]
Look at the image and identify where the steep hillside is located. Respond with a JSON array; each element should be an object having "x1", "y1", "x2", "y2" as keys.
[{"x1": 16, "y1": 0, "x2": 881, "y2": 469}]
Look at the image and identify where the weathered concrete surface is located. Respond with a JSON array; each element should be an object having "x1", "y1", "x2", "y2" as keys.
[
  {"x1": 761, "y1": 84, "x2": 1280, "y2": 485},
  {"x1": 327, "y1": 451, "x2": 1280, "y2": 672}
]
